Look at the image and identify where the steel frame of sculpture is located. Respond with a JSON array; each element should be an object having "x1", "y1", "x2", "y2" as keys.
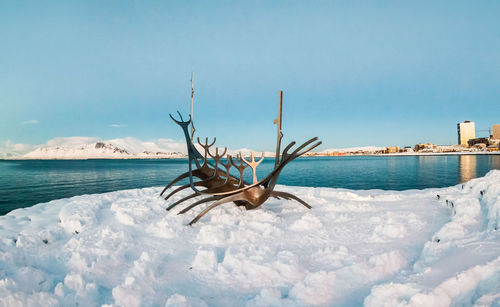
[{"x1": 160, "y1": 91, "x2": 322, "y2": 225}]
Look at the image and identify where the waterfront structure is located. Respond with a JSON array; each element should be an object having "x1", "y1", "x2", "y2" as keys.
[
  {"x1": 385, "y1": 146, "x2": 399, "y2": 153},
  {"x1": 414, "y1": 143, "x2": 436, "y2": 152},
  {"x1": 493, "y1": 125, "x2": 500, "y2": 140},
  {"x1": 468, "y1": 137, "x2": 491, "y2": 147},
  {"x1": 457, "y1": 121, "x2": 475, "y2": 146}
]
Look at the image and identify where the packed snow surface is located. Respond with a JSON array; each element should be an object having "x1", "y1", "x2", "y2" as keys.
[{"x1": 1, "y1": 171, "x2": 500, "y2": 306}]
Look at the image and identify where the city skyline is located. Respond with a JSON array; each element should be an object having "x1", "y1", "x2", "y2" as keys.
[
  {"x1": 1, "y1": 1, "x2": 500, "y2": 154},
  {"x1": 3, "y1": 119, "x2": 499, "y2": 158}
]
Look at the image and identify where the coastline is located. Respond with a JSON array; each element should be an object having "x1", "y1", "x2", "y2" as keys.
[
  {"x1": 2, "y1": 151, "x2": 500, "y2": 161},
  {"x1": 310, "y1": 151, "x2": 500, "y2": 158},
  {"x1": 0, "y1": 157, "x2": 188, "y2": 161},
  {"x1": 373, "y1": 151, "x2": 500, "y2": 157}
]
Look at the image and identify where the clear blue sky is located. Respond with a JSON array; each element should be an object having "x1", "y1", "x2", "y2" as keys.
[{"x1": 1, "y1": 0, "x2": 499, "y2": 151}]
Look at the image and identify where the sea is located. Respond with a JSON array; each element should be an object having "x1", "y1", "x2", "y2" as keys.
[{"x1": 1, "y1": 155, "x2": 499, "y2": 215}]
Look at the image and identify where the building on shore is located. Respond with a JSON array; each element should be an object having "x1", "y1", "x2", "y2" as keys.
[
  {"x1": 401, "y1": 146, "x2": 414, "y2": 153},
  {"x1": 457, "y1": 121, "x2": 475, "y2": 146},
  {"x1": 414, "y1": 143, "x2": 437, "y2": 152},
  {"x1": 385, "y1": 146, "x2": 399, "y2": 153},
  {"x1": 493, "y1": 125, "x2": 500, "y2": 140},
  {"x1": 467, "y1": 125, "x2": 500, "y2": 151},
  {"x1": 468, "y1": 137, "x2": 491, "y2": 147}
]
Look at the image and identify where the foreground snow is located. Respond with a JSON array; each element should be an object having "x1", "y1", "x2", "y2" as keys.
[{"x1": 1, "y1": 171, "x2": 500, "y2": 306}]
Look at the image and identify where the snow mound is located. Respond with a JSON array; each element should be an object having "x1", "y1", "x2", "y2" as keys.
[{"x1": 1, "y1": 171, "x2": 500, "y2": 306}]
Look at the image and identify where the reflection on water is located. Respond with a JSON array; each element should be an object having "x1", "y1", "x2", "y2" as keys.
[
  {"x1": 493, "y1": 155, "x2": 500, "y2": 170},
  {"x1": 459, "y1": 155, "x2": 477, "y2": 182}
]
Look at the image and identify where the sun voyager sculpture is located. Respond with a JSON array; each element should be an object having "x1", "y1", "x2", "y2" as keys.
[{"x1": 161, "y1": 79, "x2": 321, "y2": 225}]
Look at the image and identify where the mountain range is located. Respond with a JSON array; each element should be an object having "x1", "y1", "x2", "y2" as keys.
[
  {"x1": 14, "y1": 138, "x2": 276, "y2": 160},
  {"x1": 22, "y1": 142, "x2": 184, "y2": 159}
]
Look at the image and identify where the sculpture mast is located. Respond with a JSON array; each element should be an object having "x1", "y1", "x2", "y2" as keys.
[
  {"x1": 273, "y1": 90, "x2": 283, "y2": 168},
  {"x1": 190, "y1": 72, "x2": 195, "y2": 141}
]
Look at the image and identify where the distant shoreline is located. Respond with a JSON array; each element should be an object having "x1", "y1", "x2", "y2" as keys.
[
  {"x1": 311, "y1": 152, "x2": 500, "y2": 157},
  {"x1": 1, "y1": 151, "x2": 499, "y2": 161},
  {"x1": 0, "y1": 157, "x2": 188, "y2": 161},
  {"x1": 371, "y1": 152, "x2": 500, "y2": 157},
  {"x1": 307, "y1": 151, "x2": 500, "y2": 157}
]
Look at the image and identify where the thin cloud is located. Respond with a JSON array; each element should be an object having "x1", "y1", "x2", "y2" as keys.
[
  {"x1": 22, "y1": 120, "x2": 39, "y2": 124},
  {"x1": 0, "y1": 140, "x2": 36, "y2": 158},
  {"x1": 110, "y1": 124, "x2": 127, "y2": 128},
  {"x1": 45, "y1": 136, "x2": 99, "y2": 148}
]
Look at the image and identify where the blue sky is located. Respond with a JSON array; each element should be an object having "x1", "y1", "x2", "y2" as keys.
[{"x1": 1, "y1": 0, "x2": 499, "y2": 152}]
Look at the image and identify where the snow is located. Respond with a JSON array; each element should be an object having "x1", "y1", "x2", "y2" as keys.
[
  {"x1": 13, "y1": 136, "x2": 275, "y2": 159},
  {"x1": 22, "y1": 141, "x2": 184, "y2": 159},
  {"x1": 0, "y1": 137, "x2": 188, "y2": 159},
  {"x1": 1, "y1": 171, "x2": 500, "y2": 306}
]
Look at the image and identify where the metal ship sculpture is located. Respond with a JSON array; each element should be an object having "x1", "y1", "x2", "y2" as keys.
[{"x1": 161, "y1": 76, "x2": 321, "y2": 225}]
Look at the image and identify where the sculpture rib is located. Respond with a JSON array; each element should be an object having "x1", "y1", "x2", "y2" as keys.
[
  {"x1": 164, "y1": 181, "x2": 207, "y2": 201},
  {"x1": 166, "y1": 192, "x2": 200, "y2": 211},
  {"x1": 270, "y1": 191, "x2": 312, "y2": 209},
  {"x1": 177, "y1": 195, "x2": 221, "y2": 215}
]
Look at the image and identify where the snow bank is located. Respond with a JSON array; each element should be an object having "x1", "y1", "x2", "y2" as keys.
[{"x1": 1, "y1": 171, "x2": 500, "y2": 306}]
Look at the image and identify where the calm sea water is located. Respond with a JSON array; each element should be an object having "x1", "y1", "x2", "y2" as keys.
[{"x1": 1, "y1": 155, "x2": 499, "y2": 215}]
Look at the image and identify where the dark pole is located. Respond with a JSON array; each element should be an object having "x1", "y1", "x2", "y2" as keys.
[
  {"x1": 274, "y1": 90, "x2": 283, "y2": 168},
  {"x1": 190, "y1": 72, "x2": 195, "y2": 141}
]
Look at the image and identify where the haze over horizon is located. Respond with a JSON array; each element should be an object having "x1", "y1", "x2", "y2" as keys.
[{"x1": 1, "y1": 1, "x2": 499, "y2": 155}]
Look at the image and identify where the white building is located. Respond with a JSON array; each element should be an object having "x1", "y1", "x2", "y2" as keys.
[{"x1": 457, "y1": 121, "x2": 475, "y2": 146}]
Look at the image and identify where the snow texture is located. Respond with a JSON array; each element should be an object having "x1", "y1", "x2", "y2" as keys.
[{"x1": 1, "y1": 170, "x2": 500, "y2": 306}]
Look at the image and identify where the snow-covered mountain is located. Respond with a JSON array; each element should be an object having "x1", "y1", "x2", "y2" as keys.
[
  {"x1": 5, "y1": 136, "x2": 288, "y2": 160},
  {"x1": 23, "y1": 142, "x2": 184, "y2": 160}
]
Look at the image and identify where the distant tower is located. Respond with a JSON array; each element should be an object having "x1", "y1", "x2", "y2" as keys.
[
  {"x1": 457, "y1": 121, "x2": 475, "y2": 146},
  {"x1": 493, "y1": 124, "x2": 500, "y2": 140}
]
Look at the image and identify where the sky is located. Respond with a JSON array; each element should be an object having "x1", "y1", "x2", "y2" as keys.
[{"x1": 1, "y1": 0, "x2": 500, "y2": 154}]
